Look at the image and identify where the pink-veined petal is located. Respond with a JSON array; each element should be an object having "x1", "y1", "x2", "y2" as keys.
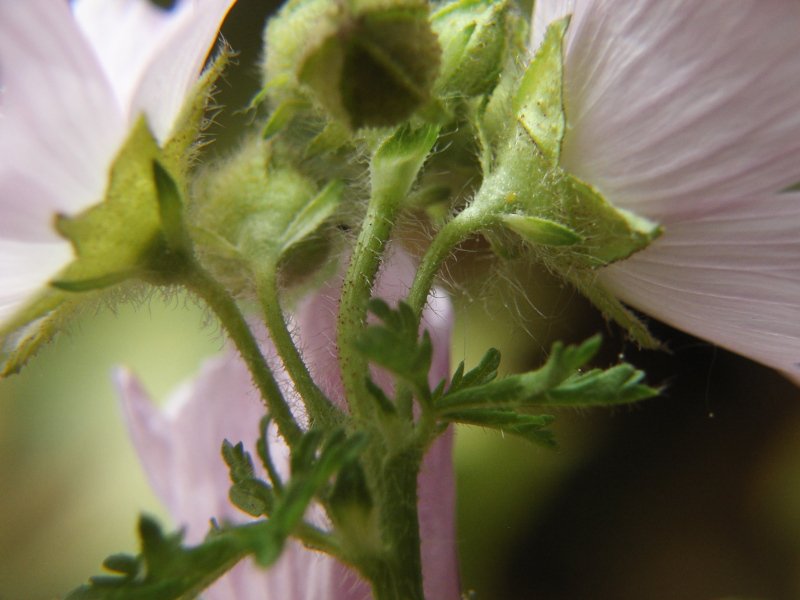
[
  {"x1": 600, "y1": 192, "x2": 800, "y2": 379},
  {"x1": 74, "y1": 0, "x2": 236, "y2": 142},
  {"x1": 556, "y1": 0, "x2": 800, "y2": 222},
  {"x1": 0, "y1": 0, "x2": 124, "y2": 238}
]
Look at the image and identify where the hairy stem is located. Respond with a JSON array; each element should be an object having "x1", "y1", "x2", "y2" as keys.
[
  {"x1": 336, "y1": 191, "x2": 398, "y2": 419},
  {"x1": 186, "y1": 265, "x2": 302, "y2": 446},
  {"x1": 258, "y1": 267, "x2": 344, "y2": 429}
]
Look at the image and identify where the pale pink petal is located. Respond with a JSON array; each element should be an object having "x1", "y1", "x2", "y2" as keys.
[
  {"x1": 115, "y1": 367, "x2": 177, "y2": 510},
  {"x1": 0, "y1": 0, "x2": 124, "y2": 237},
  {"x1": 557, "y1": 0, "x2": 800, "y2": 222},
  {"x1": 73, "y1": 0, "x2": 186, "y2": 118},
  {"x1": 295, "y1": 246, "x2": 460, "y2": 600},
  {"x1": 74, "y1": 0, "x2": 236, "y2": 142},
  {"x1": 530, "y1": 0, "x2": 575, "y2": 50},
  {"x1": 0, "y1": 238, "x2": 72, "y2": 324},
  {"x1": 116, "y1": 339, "x2": 369, "y2": 599},
  {"x1": 417, "y1": 290, "x2": 459, "y2": 600},
  {"x1": 600, "y1": 192, "x2": 800, "y2": 379}
]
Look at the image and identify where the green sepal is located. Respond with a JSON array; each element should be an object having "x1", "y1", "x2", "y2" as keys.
[
  {"x1": 0, "y1": 295, "x2": 79, "y2": 376},
  {"x1": 432, "y1": 0, "x2": 512, "y2": 99},
  {"x1": 513, "y1": 16, "x2": 569, "y2": 165},
  {"x1": 53, "y1": 119, "x2": 170, "y2": 290},
  {"x1": 262, "y1": 99, "x2": 309, "y2": 140},
  {"x1": 566, "y1": 272, "x2": 661, "y2": 349},
  {"x1": 153, "y1": 161, "x2": 193, "y2": 256},
  {"x1": 371, "y1": 123, "x2": 441, "y2": 203},
  {"x1": 501, "y1": 213, "x2": 582, "y2": 246},
  {"x1": 555, "y1": 175, "x2": 662, "y2": 266},
  {"x1": 0, "y1": 128, "x2": 186, "y2": 373},
  {"x1": 442, "y1": 409, "x2": 556, "y2": 447},
  {"x1": 164, "y1": 47, "x2": 232, "y2": 165},
  {"x1": 278, "y1": 180, "x2": 344, "y2": 256}
]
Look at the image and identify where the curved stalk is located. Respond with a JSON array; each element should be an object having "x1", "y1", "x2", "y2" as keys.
[{"x1": 258, "y1": 267, "x2": 344, "y2": 428}]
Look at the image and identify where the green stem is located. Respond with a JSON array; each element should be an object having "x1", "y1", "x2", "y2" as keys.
[
  {"x1": 258, "y1": 267, "x2": 344, "y2": 429},
  {"x1": 363, "y1": 450, "x2": 425, "y2": 600},
  {"x1": 336, "y1": 191, "x2": 398, "y2": 419},
  {"x1": 186, "y1": 265, "x2": 302, "y2": 447},
  {"x1": 296, "y1": 522, "x2": 341, "y2": 556},
  {"x1": 408, "y1": 208, "x2": 485, "y2": 318}
]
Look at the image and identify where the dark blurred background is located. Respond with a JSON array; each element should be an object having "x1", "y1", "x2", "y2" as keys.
[{"x1": 2, "y1": 1, "x2": 799, "y2": 598}]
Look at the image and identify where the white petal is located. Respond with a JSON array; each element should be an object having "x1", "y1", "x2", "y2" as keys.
[
  {"x1": 600, "y1": 192, "x2": 800, "y2": 379},
  {"x1": 558, "y1": 0, "x2": 800, "y2": 222},
  {"x1": 530, "y1": 0, "x2": 576, "y2": 50},
  {"x1": 0, "y1": 238, "x2": 73, "y2": 324},
  {"x1": 0, "y1": 0, "x2": 124, "y2": 237},
  {"x1": 75, "y1": 0, "x2": 236, "y2": 142}
]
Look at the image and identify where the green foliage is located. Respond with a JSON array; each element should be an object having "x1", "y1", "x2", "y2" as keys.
[
  {"x1": 434, "y1": 338, "x2": 657, "y2": 446},
  {"x1": 437, "y1": 336, "x2": 657, "y2": 414},
  {"x1": 355, "y1": 298, "x2": 656, "y2": 447},
  {"x1": 222, "y1": 439, "x2": 275, "y2": 518},
  {"x1": 443, "y1": 409, "x2": 556, "y2": 446},
  {"x1": 356, "y1": 299, "x2": 433, "y2": 401},
  {"x1": 65, "y1": 516, "x2": 253, "y2": 600},
  {"x1": 67, "y1": 427, "x2": 368, "y2": 599}
]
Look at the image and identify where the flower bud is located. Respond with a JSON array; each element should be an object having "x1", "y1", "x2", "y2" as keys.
[
  {"x1": 261, "y1": 0, "x2": 441, "y2": 129},
  {"x1": 190, "y1": 138, "x2": 339, "y2": 295},
  {"x1": 431, "y1": 0, "x2": 517, "y2": 99}
]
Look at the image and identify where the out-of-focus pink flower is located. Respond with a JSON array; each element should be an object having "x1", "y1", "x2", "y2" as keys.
[
  {"x1": 116, "y1": 248, "x2": 458, "y2": 599},
  {"x1": 533, "y1": 0, "x2": 800, "y2": 381},
  {"x1": 0, "y1": 0, "x2": 235, "y2": 324}
]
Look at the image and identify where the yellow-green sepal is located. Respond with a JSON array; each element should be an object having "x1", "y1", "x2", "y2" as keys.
[
  {"x1": 513, "y1": 15, "x2": 569, "y2": 165},
  {"x1": 432, "y1": 0, "x2": 513, "y2": 99},
  {"x1": 52, "y1": 120, "x2": 170, "y2": 291}
]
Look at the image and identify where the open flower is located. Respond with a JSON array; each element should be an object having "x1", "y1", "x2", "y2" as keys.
[
  {"x1": 533, "y1": 0, "x2": 800, "y2": 380},
  {"x1": 116, "y1": 249, "x2": 459, "y2": 599},
  {"x1": 0, "y1": 0, "x2": 235, "y2": 325}
]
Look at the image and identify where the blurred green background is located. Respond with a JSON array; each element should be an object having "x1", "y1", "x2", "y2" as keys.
[{"x1": 3, "y1": 1, "x2": 800, "y2": 598}]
